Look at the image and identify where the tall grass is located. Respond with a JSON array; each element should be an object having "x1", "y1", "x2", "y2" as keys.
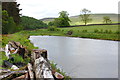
[{"x1": 50, "y1": 61, "x2": 71, "y2": 80}]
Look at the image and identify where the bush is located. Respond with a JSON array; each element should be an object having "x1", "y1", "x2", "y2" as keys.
[
  {"x1": 62, "y1": 30, "x2": 64, "y2": 32},
  {"x1": 108, "y1": 30, "x2": 112, "y2": 34},
  {"x1": 115, "y1": 30, "x2": 120, "y2": 34},
  {"x1": 104, "y1": 30, "x2": 109, "y2": 33},
  {"x1": 50, "y1": 61, "x2": 71, "y2": 79},
  {"x1": 16, "y1": 25, "x2": 24, "y2": 32},
  {"x1": 48, "y1": 26, "x2": 58, "y2": 31},
  {"x1": 82, "y1": 30, "x2": 87, "y2": 33},
  {"x1": 94, "y1": 29, "x2": 99, "y2": 33},
  {"x1": 9, "y1": 54, "x2": 24, "y2": 64},
  {"x1": 100, "y1": 29, "x2": 103, "y2": 33},
  {"x1": 0, "y1": 52, "x2": 8, "y2": 65},
  {"x1": 48, "y1": 21, "x2": 54, "y2": 26}
]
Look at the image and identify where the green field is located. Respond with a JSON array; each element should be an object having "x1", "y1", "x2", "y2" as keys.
[
  {"x1": 6, "y1": 24, "x2": 118, "y2": 41},
  {"x1": 60, "y1": 25, "x2": 118, "y2": 32},
  {"x1": 1, "y1": 24, "x2": 119, "y2": 78},
  {"x1": 42, "y1": 14, "x2": 118, "y2": 25},
  {"x1": 1, "y1": 25, "x2": 119, "y2": 61},
  {"x1": 2, "y1": 25, "x2": 119, "y2": 67}
]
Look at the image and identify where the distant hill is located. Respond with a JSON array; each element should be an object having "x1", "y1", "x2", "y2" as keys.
[
  {"x1": 41, "y1": 14, "x2": 118, "y2": 25},
  {"x1": 40, "y1": 18, "x2": 55, "y2": 21}
]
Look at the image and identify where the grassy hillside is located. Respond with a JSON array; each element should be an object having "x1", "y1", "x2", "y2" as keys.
[
  {"x1": 21, "y1": 16, "x2": 48, "y2": 30},
  {"x1": 41, "y1": 14, "x2": 118, "y2": 25}
]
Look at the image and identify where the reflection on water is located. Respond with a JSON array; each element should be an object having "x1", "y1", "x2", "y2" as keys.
[{"x1": 29, "y1": 36, "x2": 118, "y2": 78}]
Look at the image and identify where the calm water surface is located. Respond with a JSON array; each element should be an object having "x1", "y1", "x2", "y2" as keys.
[{"x1": 29, "y1": 36, "x2": 118, "y2": 78}]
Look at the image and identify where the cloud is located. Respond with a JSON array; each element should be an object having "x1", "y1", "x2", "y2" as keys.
[{"x1": 17, "y1": 0, "x2": 119, "y2": 19}]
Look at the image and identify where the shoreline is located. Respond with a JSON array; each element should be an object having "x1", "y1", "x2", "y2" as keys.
[{"x1": 30, "y1": 34, "x2": 119, "y2": 41}]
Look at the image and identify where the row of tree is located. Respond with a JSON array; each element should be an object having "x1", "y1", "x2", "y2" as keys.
[
  {"x1": 20, "y1": 16, "x2": 48, "y2": 30},
  {"x1": 2, "y1": 2, "x2": 112, "y2": 34},
  {"x1": 48, "y1": 8, "x2": 112, "y2": 27},
  {"x1": 2, "y1": 2, "x2": 48, "y2": 34},
  {"x1": 80, "y1": 8, "x2": 112, "y2": 25}
]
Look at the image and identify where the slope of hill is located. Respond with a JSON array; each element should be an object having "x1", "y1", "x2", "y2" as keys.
[
  {"x1": 21, "y1": 16, "x2": 48, "y2": 30},
  {"x1": 40, "y1": 18, "x2": 55, "y2": 21},
  {"x1": 41, "y1": 14, "x2": 118, "y2": 25}
]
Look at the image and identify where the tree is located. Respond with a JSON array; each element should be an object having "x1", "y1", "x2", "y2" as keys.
[
  {"x1": 2, "y1": 10, "x2": 16, "y2": 34},
  {"x1": 80, "y1": 8, "x2": 92, "y2": 25},
  {"x1": 20, "y1": 16, "x2": 48, "y2": 30},
  {"x1": 48, "y1": 21, "x2": 54, "y2": 26},
  {"x1": 103, "y1": 16, "x2": 112, "y2": 24},
  {"x1": 2, "y1": 2, "x2": 22, "y2": 25},
  {"x1": 54, "y1": 11, "x2": 71, "y2": 27}
]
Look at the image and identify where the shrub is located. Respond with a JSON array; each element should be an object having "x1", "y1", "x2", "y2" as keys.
[
  {"x1": 50, "y1": 61, "x2": 71, "y2": 79},
  {"x1": 100, "y1": 29, "x2": 103, "y2": 33},
  {"x1": 82, "y1": 30, "x2": 87, "y2": 33},
  {"x1": 56, "y1": 29, "x2": 60, "y2": 31},
  {"x1": 104, "y1": 30, "x2": 109, "y2": 33},
  {"x1": 115, "y1": 30, "x2": 120, "y2": 34},
  {"x1": 9, "y1": 54, "x2": 24, "y2": 63},
  {"x1": 62, "y1": 30, "x2": 64, "y2": 32},
  {"x1": 94, "y1": 29, "x2": 99, "y2": 33},
  {"x1": 48, "y1": 26, "x2": 58, "y2": 31},
  {"x1": 0, "y1": 52, "x2": 8, "y2": 65},
  {"x1": 108, "y1": 30, "x2": 112, "y2": 34}
]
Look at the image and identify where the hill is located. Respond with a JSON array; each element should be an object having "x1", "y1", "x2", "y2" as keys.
[
  {"x1": 40, "y1": 18, "x2": 55, "y2": 21},
  {"x1": 41, "y1": 14, "x2": 118, "y2": 25},
  {"x1": 21, "y1": 16, "x2": 48, "y2": 30}
]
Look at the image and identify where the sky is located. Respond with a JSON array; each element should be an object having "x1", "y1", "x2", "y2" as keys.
[{"x1": 17, "y1": 0, "x2": 119, "y2": 19}]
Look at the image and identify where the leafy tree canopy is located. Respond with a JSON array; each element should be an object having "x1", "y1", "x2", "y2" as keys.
[
  {"x1": 103, "y1": 16, "x2": 112, "y2": 24},
  {"x1": 54, "y1": 11, "x2": 71, "y2": 27},
  {"x1": 2, "y1": 10, "x2": 16, "y2": 34},
  {"x1": 20, "y1": 16, "x2": 48, "y2": 30},
  {"x1": 80, "y1": 8, "x2": 92, "y2": 25},
  {"x1": 2, "y1": 2, "x2": 21, "y2": 25}
]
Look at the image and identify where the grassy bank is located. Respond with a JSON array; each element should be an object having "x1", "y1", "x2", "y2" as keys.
[
  {"x1": 1, "y1": 33, "x2": 37, "y2": 69},
  {"x1": 1, "y1": 31, "x2": 70, "y2": 79},
  {"x1": 14, "y1": 25, "x2": 119, "y2": 41},
  {"x1": 1, "y1": 24, "x2": 119, "y2": 79},
  {"x1": 60, "y1": 25, "x2": 119, "y2": 41}
]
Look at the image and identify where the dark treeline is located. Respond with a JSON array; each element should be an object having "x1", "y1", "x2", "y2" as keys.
[
  {"x1": 2, "y1": 2, "x2": 117, "y2": 34},
  {"x1": 2, "y1": 2, "x2": 22, "y2": 34},
  {"x1": 2, "y1": 2, "x2": 21, "y2": 25},
  {"x1": 2, "y1": 2, "x2": 48, "y2": 34},
  {"x1": 20, "y1": 16, "x2": 48, "y2": 30}
]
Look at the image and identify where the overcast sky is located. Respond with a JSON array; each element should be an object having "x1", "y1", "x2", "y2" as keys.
[{"x1": 17, "y1": 0, "x2": 119, "y2": 19}]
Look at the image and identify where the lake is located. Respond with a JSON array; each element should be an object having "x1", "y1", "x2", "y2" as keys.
[{"x1": 29, "y1": 36, "x2": 118, "y2": 78}]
